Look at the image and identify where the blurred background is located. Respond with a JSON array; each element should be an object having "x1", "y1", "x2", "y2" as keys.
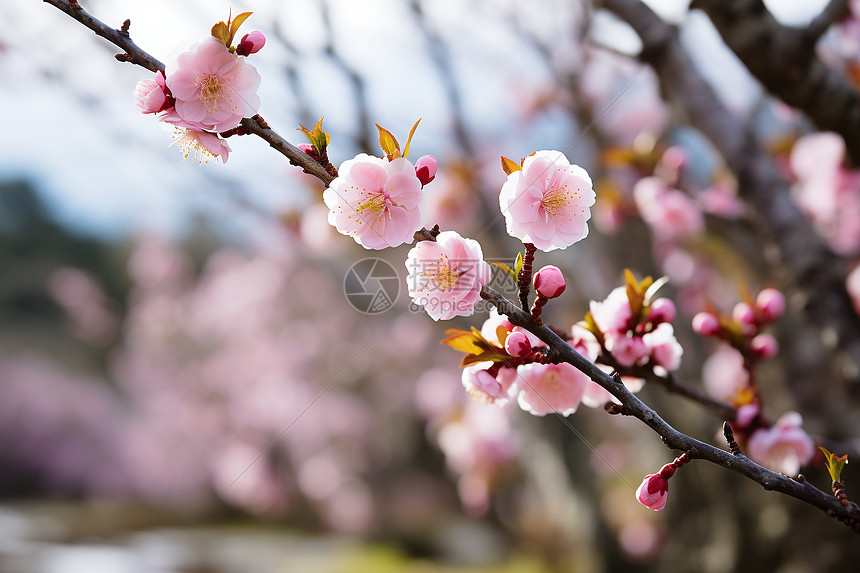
[{"x1": 2, "y1": 0, "x2": 860, "y2": 571}]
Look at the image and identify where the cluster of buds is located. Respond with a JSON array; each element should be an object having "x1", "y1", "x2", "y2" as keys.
[
  {"x1": 692, "y1": 288, "x2": 785, "y2": 361},
  {"x1": 635, "y1": 452, "x2": 692, "y2": 511}
]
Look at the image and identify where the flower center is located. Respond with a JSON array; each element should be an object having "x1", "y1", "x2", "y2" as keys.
[
  {"x1": 355, "y1": 193, "x2": 387, "y2": 217},
  {"x1": 197, "y1": 74, "x2": 225, "y2": 113},
  {"x1": 428, "y1": 255, "x2": 463, "y2": 292},
  {"x1": 541, "y1": 186, "x2": 571, "y2": 219}
]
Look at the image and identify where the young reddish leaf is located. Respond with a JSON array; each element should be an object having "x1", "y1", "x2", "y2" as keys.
[
  {"x1": 375, "y1": 124, "x2": 400, "y2": 160},
  {"x1": 211, "y1": 21, "x2": 231, "y2": 46},
  {"x1": 402, "y1": 118, "x2": 422, "y2": 159},
  {"x1": 297, "y1": 118, "x2": 330, "y2": 155},
  {"x1": 440, "y1": 328, "x2": 484, "y2": 355},
  {"x1": 229, "y1": 11, "x2": 254, "y2": 44},
  {"x1": 501, "y1": 155, "x2": 522, "y2": 176}
]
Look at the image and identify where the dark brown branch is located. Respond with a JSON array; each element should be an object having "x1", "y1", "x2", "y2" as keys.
[
  {"x1": 42, "y1": 0, "x2": 335, "y2": 187},
  {"x1": 806, "y1": 0, "x2": 850, "y2": 42},
  {"x1": 600, "y1": 0, "x2": 860, "y2": 395},
  {"x1": 690, "y1": 0, "x2": 860, "y2": 165},
  {"x1": 481, "y1": 285, "x2": 860, "y2": 529},
  {"x1": 617, "y1": 362, "x2": 737, "y2": 421}
]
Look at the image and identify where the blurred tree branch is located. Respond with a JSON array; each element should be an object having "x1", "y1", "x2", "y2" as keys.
[
  {"x1": 598, "y1": 0, "x2": 860, "y2": 395},
  {"x1": 690, "y1": 0, "x2": 860, "y2": 165}
]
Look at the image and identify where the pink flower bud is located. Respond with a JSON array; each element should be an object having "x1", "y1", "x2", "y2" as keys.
[
  {"x1": 732, "y1": 302, "x2": 756, "y2": 328},
  {"x1": 533, "y1": 265, "x2": 566, "y2": 298},
  {"x1": 635, "y1": 473, "x2": 669, "y2": 511},
  {"x1": 133, "y1": 71, "x2": 171, "y2": 114},
  {"x1": 692, "y1": 312, "x2": 720, "y2": 337},
  {"x1": 415, "y1": 155, "x2": 438, "y2": 186},
  {"x1": 504, "y1": 330, "x2": 532, "y2": 358},
  {"x1": 751, "y1": 333, "x2": 778, "y2": 360},
  {"x1": 755, "y1": 288, "x2": 785, "y2": 323},
  {"x1": 236, "y1": 31, "x2": 266, "y2": 56},
  {"x1": 735, "y1": 403, "x2": 760, "y2": 428},
  {"x1": 648, "y1": 298, "x2": 676, "y2": 324}
]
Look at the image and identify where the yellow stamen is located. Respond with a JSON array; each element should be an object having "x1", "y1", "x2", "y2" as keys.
[
  {"x1": 428, "y1": 255, "x2": 463, "y2": 292},
  {"x1": 541, "y1": 186, "x2": 571, "y2": 219},
  {"x1": 197, "y1": 74, "x2": 225, "y2": 113},
  {"x1": 355, "y1": 193, "x2": 387, "y2": 217}
]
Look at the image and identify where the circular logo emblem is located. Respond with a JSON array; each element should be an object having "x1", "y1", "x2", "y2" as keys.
[{"x1": 343, "y1": 258, "x2": 400, "y2": 314}]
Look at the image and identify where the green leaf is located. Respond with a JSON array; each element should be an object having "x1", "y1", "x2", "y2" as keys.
[
  {"x1": 229, "y1": 11, "x2": 253, "y2": 44},
  {"x1": 488, "y1": 260, "x2": 517, "y2": 283},
  {"x1": 501, "y1": 155, "x2": 522, "y2": 175},
  {"x1": 402, "y1": 118, "x2": 421, "y2": 159},
  {"x1": 375, "y1": 124, "x2": 400, "y2": 159},
  {"x1": 211, "y1": 21, "x2": 230, "y2": 46}
]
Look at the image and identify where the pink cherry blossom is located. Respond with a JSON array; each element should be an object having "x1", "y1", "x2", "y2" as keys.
[
  {"x1": 643, "y1": 323, "x2": 683, "y2": 372},
  {"x1": 647, "y1": 298, "x2": 676, "y2": 325},
  {"x1": 533, "y1": 265, "x2": 566, "y2": 298},
  {"x1": 461, "y1": 363, "x2": 513, "y2": 405},
  {"x1": 480, "y1": 308, "x2": 514, "y2": 346},
  {"x1": 747, "y1": 412, "x2": 815, "y2": 475},
  {"x1": 515, "y1": 362, "x2": 588, "y2": 416},
  {"x1": 405, "y1": 231, "x2": 491, "y2": 321},
  {"x1": 133, "y1": 71, "x2": 171, "y2": 114},
  {"x1": 169, "y1": 128, "x2": 231, "y2": 164},
  {"x1": 605, "y1": 331, "x2": 650, "y2": 367},
  {"x1": 590, "y1": 286, "x2": 633, "y2": 335},
  {"x1": 702, "y1": 343, "x2": 749, "y2": 403},
  {"x1": 236, "y1": 31, "x2": 266, "y2": 56},
  {"x1": 166, "y1": 37, "x2": 262, "y2": 132},
  {"x1": 499, "y1": 150, "x2": 595, "y2": 251},
  {"x1": 324, "y1": 154, "x2": 425, "y2": 249},
  {"x1": 635, "y1": 472, "x2": 669, "y2": 511},
  {"x1": 633, "y1": 176, "x2": 704, "y2": 242}
]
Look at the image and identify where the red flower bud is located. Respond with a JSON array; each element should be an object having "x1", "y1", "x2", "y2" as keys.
[
  {"x1": 756, "y1": 288, "x2": 785, "y2": 323},
  {"x1": 236, "y1": 31, "x2": 266, "y2": 56},
  {"x1": 636, "y1": 473, "x2": 669, "y2": 511},
  {"x1": 648, "y1": 298, "x2": 676, "y2": 324},
  {"x1": 415, "y1": 155, "x2": 438, "y2": 186}
]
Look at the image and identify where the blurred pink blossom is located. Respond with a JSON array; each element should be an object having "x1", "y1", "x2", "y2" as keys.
[
  {"x1": 515, "y1": 362, "x2": 588, "y2": 416},
  {"x1": 747, "y1": 412, "x2": 815, "y2": 475},
  {"x1": 633, "y1": 177, "x2": 704, "y2": 242},
  {"x1": 642, "y1": 323, "x2": 683, "y2": 372},
  {"x1": 589, "y1": 286, "x2": 633, "y2": 335},
  {"x1": 324, "y1": 154, "x2": 425, "y2": 249},
  {"x1": 499, "y1": 150, "x2": 595, "y2": 251},
  {"x1": 702, "y1": 343, "x2": 749, "y2": 403}
]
